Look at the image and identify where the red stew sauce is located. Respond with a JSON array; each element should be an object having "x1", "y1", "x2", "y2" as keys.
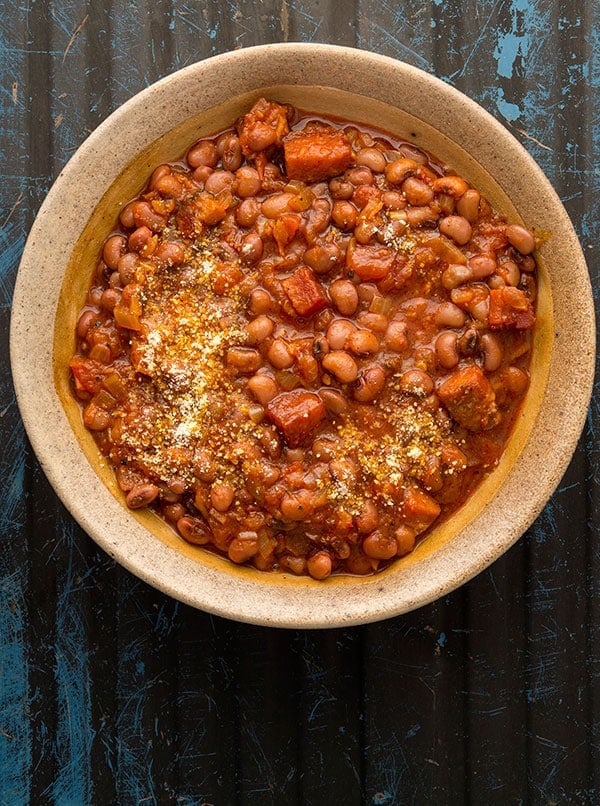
[{"x1": 70, "y1": 99, "x2": 539, "y2": 580}]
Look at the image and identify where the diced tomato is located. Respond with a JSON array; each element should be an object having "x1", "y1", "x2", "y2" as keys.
[
  {"x1": 282, "y1": 267, "x2": 329, "y2": 318},
  {"x1": 273, "y1": 213, "x2": 302, "y2": 255},
  {"x1": 283, "y1": 123, "x2": 354, "y2": 183},
  {"x1": 346, "y1": 241, "x2": 395, "y2": 281},
  {"x1": 401, "y1": 486, "x2": 442, "y2": 534},
  {"x1": 236, "y1": 98, "x2": 291, "y2": 159},
  {"x1": 438, "y1": 365, "x2": 499, "y2": 431},
  {"x1": 69, "y1": 357, "x2": 107, "y2": 397},
  {"x1": 265, "y1": 390, "x2": 326, "y2": 448},
  {"x1": 488, "y1": 287, "x2": 535, "y2": 330}
]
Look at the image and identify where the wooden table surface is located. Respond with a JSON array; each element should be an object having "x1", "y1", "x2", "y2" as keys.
[{"x1": 1, "y1": 1, "x2": 598, "y2": 803}]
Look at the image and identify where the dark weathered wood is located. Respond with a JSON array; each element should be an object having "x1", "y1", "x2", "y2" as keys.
[{"x1": 1, "y1": 0, "x2": 598, "y2": 802}]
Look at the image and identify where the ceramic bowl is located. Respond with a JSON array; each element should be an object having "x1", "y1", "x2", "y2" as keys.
[{"x1": 11, "y1": 44, "x2": 595, "y2": 627}]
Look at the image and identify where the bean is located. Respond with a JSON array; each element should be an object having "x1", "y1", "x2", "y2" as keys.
[
  {"x1": 192, "y1": 165, "x2": 213, "y2": 184},
  {"x1": 154, "y1": 172, "x2": 186, "y2": 200},
  {"x1": 128, "y1": 225, "x2": 154, "y2": 253},
  {"x1": 304, "y1": 242, "x2": 342, "y2": 274},
  {"x1": 163, "y1": 502, "x2": 186, "y2": 523},
  {"x1": 226, "y1": 347, "x2": 261, "y2": 373},
  {"x1": 322, "y1": 351, "x2": 358, "y2": 383},
  {"x1": 402, "y1": 176, "x2": 434, "y2": 206},
  {"x1": 267, "y1": 339, "x2": 295, "y2": 370},
  {"x1": 356, "y1": 500, "x2": 379, "y2": 534},
  {"x1": 211, "y1": 482, "x2": 235, "y2": 512},
  {"x1": 205, "y1": 170, "x2": 235, "y2": 194},
  {"x1": 234, "y1": 166, "x2": 260, "y2": 198},
  {"x1": 399, "y1": 368, "x2": 434, "y2": 396},
  {"x1": 131, "y1": 200, "x2": 166, "y2": 232},
  {"x1": 481, "y1": 333, "x2": 503, "y2": 372},
  {"x1": 346, "y1": 166, "x2": 374, "y2": 185},
  {"x1": 194, "y1": 449, "x2": 217, "y2": 482},
  {"x1": 345, "y1": 329, "x2": 379, "y2": 355},
  {"x1": 319, "y1": 387, "x2": 348, "y2": 414},
  {"x1": 235, "y1": 198, "x2": 260, "y2": 227},
  {"x1": 435, "y1": 301, "x2": 466, "y2": 328},
  {"x1": 76, "y1": 309, "x2": 98, "y2": 339},
  {"x1": 297, "y1": 353, "x2": 320, "y2": 384},
  {"x1": 356, "y1": 147, "x2": 386, "y2": 173},
  {"x1": 331, "y1": 200, "x2": 357, "y2": 230},
  {"x1": 381, "y1": 190, "x2": 406, "y2": 210},
  {"x1": 356, "y1": 312, "x2": 389, "y2": 333},
  {"x1": 280, "y1": 489, "x2": 315, "y2": 521},
  {"x1": 117, "y1": 253, "x2": 138, "y2": 285},
  {"x1": 100, "y1": 288, "x2": 120, "y2": 311},
  {"x1": 382, "y1": 320, "x2": 407, "y2": 352},
  {"x1": 220, "y1": 133, "x2": 243, "y2": 171},
  {"x1": 405, "y1": 206, "x2": 439, "y2": 228},
  {"x1": 102, "y1": 234, "x2": 127, "y2": 270},
  {"x1": 148, "y1": 164, "x2": 171, "y2": 189},
  {"x1": 458, "y1": 327, "x2": 479, "y2": 356},
  {"x1": 177, "y1": 515, "x2": 211, "y2": 544},
  {"x1": 503, "y1": 366, "x2": 529, "y2": 395},
  {"x1": 362, "y1": 530, "x2": 397, "y2": 560},
  {"x1": 439, "y1": 215, "x2": 472, "y2": 245},
  {"x1": 240, "y1": 232, "x2": 263, "y2": 264},
  {"x1": 506, "y1": 223, "x2": 535, "y2": 255},
  {"x1": 249, "y1": 288, "x2": 274, "y2": 315},
  {"x1": 353, "y1": 365, "x2": 386, "y2": 402},
  {"x1": 395, "y1": 525, "x2": 416, "y2": 556},
  {"x1": 262, "y1": 192, "x2": 294, "y2": 219},
  {"x1": 119, "y1": 202, "x2": 136, "y2": 229},
  {"x1": 442, "y1": 263, "x2": 472, "y2": 289},
  {"x1": 497, "y1": 259, "x2": 521, "y2": 286},
  {"x1": 154, "y1": 241, "x2": 185, "y2": 266},
  {"x1": 126, "y1": 482, "x2": 159, "y2": 509},
  {"x1": 326, "y1": 319, "x2": 357, "y2": 350},
  {"x1": 187, "y1": 140, "x2": 218, "y2": 168},
  {"x1": 311, "y1": 437, "x2": 339, "y2": 461},
  {"x1": 520, "y1": 255, "x2": 536, "y2": 273},
  {"x1": 307, "y1": 551, "x2": 333, "y2": 580},
  {"x1": 456, "y1": 188, "x2": 481, "y2": 222},
  {"x1": 435, "y1": 331, "x2": 459, "y2": 369},
  {"x1": 385, "y1": 157, "x2": 419, "y2": 185},
  {"x1": 433, "y1": 175, "x2": 469, "y2": 198},
  {"x1": 228, "y1": 533, "x2": 259, "y2": 564},
  {"x1": 245, "y1": 315, "x2": 274, "y2": 344},
  {"x1": 329, "y1": 178, "x2": 354, "y2": 199},
  {"x1": 468, "y1": 254, "x2": 496, "y2": 279},
  {"x1": 329, "y1": 279, "x2": 359, "y2": 316}
]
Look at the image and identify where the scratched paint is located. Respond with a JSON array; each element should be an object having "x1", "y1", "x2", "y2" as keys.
[{"x1": 1, "y1": 0, "x2": 599, "y2": 802}]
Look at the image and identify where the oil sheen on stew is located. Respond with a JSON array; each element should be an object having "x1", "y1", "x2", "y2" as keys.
[{"x1": 70, "y1": 98, "x2": 540, "y2": 581}]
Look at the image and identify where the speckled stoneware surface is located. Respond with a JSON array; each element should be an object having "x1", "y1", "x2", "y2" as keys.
[{"x1": 10, "y1": 44, "x2": 595, "y2": 628}]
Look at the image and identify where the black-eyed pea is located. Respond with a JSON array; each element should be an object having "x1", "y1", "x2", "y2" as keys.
[
  {"x1": 456, "y1": 188, "x2": 481, "y2": 222},
  {"x1": 329, "y1": 279, "x2": 359, "y2": 316},
  {"x1": 326, "y1": 319, "x2": 357, "y2": 350},
  {"x1": 228, "y1": 532, "x2": 259, "y2": 564},
  {"x1": 307, "y1": 551, "x2": 332, "y2": 580},
  {"x1": 345, "y1": 329, "x2": 379, "y2": 355},
  {"x1": 126, "y1": 482, "x2": 159, "y2": 509},
  {"x1": 353, "y1": 365, "x2": 386, "y2": 403},
  {"x1": 247, "y1": 373, "x2": 279, "y2": 405},
  {"x1": 481, "y1": 333, "x2": 503, "y2": 372},
  {"x1": 439, "y1": 215, "x2": 472, "y2": 245},
  {"x1": 245, "y1": 315, "x2": 274, "y2": 344},
  {"x1": 399, "y1": 368, "x2": 434, "y2": 396},
  {"x1": 506, "y1": 224, "x2": 536, "y2": 255},
  {"x1": 362, "y1": 530, "x2": 398, "y2": 560},
  {"x1": 211, "y1": 483, "x2": 235, "y2": 512},
  {"x1": 435, "y1": 331, "x2": 459, "y2": 369},
  {"x1": 322, "y1": 351, "x2": 359, "y2": 383},
  {"x1": 394, "y1": 525, "x2": 417, "y2": 556}
]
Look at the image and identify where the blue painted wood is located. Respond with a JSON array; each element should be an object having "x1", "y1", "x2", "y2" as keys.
[{"x1": 1, "y1": 1, "x2": 598, "y2": 803}]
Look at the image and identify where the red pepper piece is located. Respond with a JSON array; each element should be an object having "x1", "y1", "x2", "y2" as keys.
[
  {"x1": 283, "y1": 123, "x2": 354, "y2": 183},
  {"x1": 401, "y1": 486, "x2": 442, "y2": 534},
  {"x1": 438, "y1": 365, "x2": 499, "y2": 432},
  {"x1": 346, "y1": 242, "x2": 395, "y2": 281},
  {"x1": 282, "y1": 267, "x2": 329, "y2": 318},
  {"x1": 488, "y1": 287, "x2": 535, "y2": 330},
  {"x1": 265, "y1": 390, "x2": 326, "y2": 448}
]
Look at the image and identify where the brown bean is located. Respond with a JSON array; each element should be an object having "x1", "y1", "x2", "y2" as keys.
[
  {"x1": 128, "y1": 225, "x2": 154, "y2": 253},
  {"x1": 240, "y1": 232, "x2": 263, "y2": 264},
  {"x1": 154, "y1": 172, "x2": 186, "y2": 200},
  {"x1": 435, "y1": 302, "x2": 466, "y2": 328},
  {"x1": 356, "y1": 312, "x2": 389, "y2": 333},
  {"x1": 102, "y1": 234, "x2": 127, "y2": 270},
  {"x1": 83, "y1": 403, "x2": 111, "y2": 431},
  {"x1": 381, "y1": 190, "x2": 406, "y2": 210},
  {"x1": 442, "y1": 263, "x2": 473, "y2": 289},
  {"x1": 399, "y1": 368, "x2": 434, "y2": 395},
  {"x1": 268, "y1": 339, "x2": 295, "y2": 370},
  {"x1": 187, "y1": 140, "x2": 218, "y2": 168},
  {"x1": 205, "y1": 170, "x2": 235, "y2": 194},
  {"x1": 506, "y1": 224, "x2": 535, "y2": 255},
  {"x1": 131, "y1": 200, "x2": 166, "y2": 232},
  {"x1": 100, "y1": 288, "x2": 120, "y2": 311},
  {"x1": 154, "y1": 241, "x2": 185, "y2": 266},
  {"x1": 346, "y1": 166, "x2": 374, "y2": 186},
  {"x1": 503, "y1": 366, "x2": 529, "y2": 395},
  {"x1": 307, "y1": 551, "x2": 332, "y2": 580},
  {"x1": 329, "y1": 279, "x2": 359, "y2": 316},
  {"x1": 402, "y1": 176, "x2": 434, "y2": 206},
  {"x1": 468, "y1": 254, "x2": 496, "y2": 279},
  {"x1": 328, "y1": 178, "x2": 354, "y2": 199},
  {"x1": 383, "y1": 320, "x2": 408, "y2": 352},
  {"x1": 353, "y1": 365, "x2": 386, "y2": 402},
  {"x1": 248, "y1": 373, "x2": 279, "y2": 405},
  {"x1": 435, "y1": 331, "x2": 459, "y2": 369},
  {"x1": 326, "y1": 319, "x2": 357, "y2": 350},
  {"x1": 76, "y1": 309, "x2": 98, "y2": 339},
  {"x1": 177, "y1": 515, "x2": 211, "y2": 544},
  {"x1": 404, "y1": 206, "x2": 439, "y2": 228},
  {"x1": 480, "y1": 333, "x2": 503, "y2": 372},
  {"x1": 322, "y1": 351, "x2": 359, "y2": 383},
  {"x1": 192, "y1": 165, "x2": 213, "y2": 184},
  {"x1": 395, "y1": 525, "x2": 416, "y2": 556},
  {"x1": 220, "y1": 134, "x2": 243, "y2": 172},
  {"x1": 439, "y1": 215, "x2": 472, "y2": 245},
  {"x1": 356, "y1": 146, "x2": 386, "y2": 173},
  {"x1": 262, "y1": 192, "x2": 294, "y2": 219},
  {"x1": 211, "y1": 482, "x2": 235, "y2": 512},
  {"x1": 355, "y1": 500, "x2": 379, "y2": 534},
  {"x1": 385, "y1": 157, "x2": 419, "y2": 185},
  {"x1": 226, "y1": 347, "x2": 261, "y2": 373},
  {"x1": 331, "y1": 200, "x2": 357, "y2": 230},
  {"x1": 497, "y1": 259, "x2": 521, "y2": 286},
  {"x1": 433, "y1": 175, "x2": 469, "y2": 198},
  {"x1": 304, "y1": 242, "x2": 342, "y2": 274},
  {"x1": 249, "y1": 288, "x2": 274, "y2": 315},
  {"x1": 280, "y1": 489, "x2": 315, "y2": 521},
  {"x1": 319, "y1": 388, "x2": 348, "y2": 415},
  {"x1": 345, "y1": 329, "x2": 379, "y2": 355},
  {"x1": 245, "y1": 315, "x2": 274, "y2": 344},
  {"x1": 148, "y1": 164, "x2": 171, "y2": 189},
  {"x1": 228, "y1": 533, "x2": 259, "y2": 563},
  {"x1": 117, "y1": 253, "x2": 139, "y2": 286},
  {"x1": 235, "y1": 198, "x2": 260, "y2": 228},
  {"x1": 456, "y1": 188, "x2": 481, "y2": 222},
  {"x1": 126, "y1": 482, "x2": 159, "y2": 509},
  {"x1": 235, "y1": 166, "x2": 261, "y2": 198},
  {"x1": 362, "y1": 530, "x2": 397, "y2": 560}
]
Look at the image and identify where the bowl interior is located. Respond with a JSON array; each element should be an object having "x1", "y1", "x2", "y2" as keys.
[{"x1": 12, "y1": 45, "x2": 595, "y2": 627}]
